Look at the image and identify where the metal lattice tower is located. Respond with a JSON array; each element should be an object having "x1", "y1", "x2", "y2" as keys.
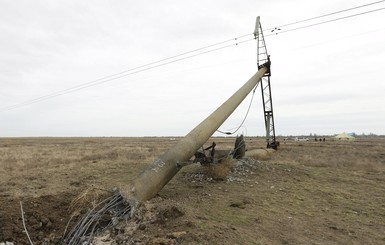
[{"x1": 254, "y1": 17, "x2": 278, "y2": 149}]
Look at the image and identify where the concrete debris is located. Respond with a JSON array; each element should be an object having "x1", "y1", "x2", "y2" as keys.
[
  {"x1": 226, "y1": 176, "x2": 245, "y2": 183},
  {"x1": 185, "y1": 157, "x2": 264, "y2": 184},
  {"x1": 185, "y1": 172, "x2": 214, "y2": 183}
]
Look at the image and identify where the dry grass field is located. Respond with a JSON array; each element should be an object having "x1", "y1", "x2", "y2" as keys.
[{"x1": 0, "y1": 136, "x2": 384, "y2": 244}]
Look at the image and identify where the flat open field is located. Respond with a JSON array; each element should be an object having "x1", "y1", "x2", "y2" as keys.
[{"x1": 1, "y1": 137, "x2": 384, "y2": 244}]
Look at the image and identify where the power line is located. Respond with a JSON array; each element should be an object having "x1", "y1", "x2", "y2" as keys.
[
  {"x1": 222, "y1": 3, "x2": 385, "y2": 135},
  {"x1": 265, "y1": 5, "x2": 385, "y2": 36},
  {"x1": 2, "y1": 1, "x2": 384, "y2": 112},
  {"x1": 264, "y1": 0, "x2": 385, "y2": 31}
]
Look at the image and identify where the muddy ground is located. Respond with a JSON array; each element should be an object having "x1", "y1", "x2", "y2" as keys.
[{"x1": 0, "y1": 137, "x2": 384, "y2": 244}]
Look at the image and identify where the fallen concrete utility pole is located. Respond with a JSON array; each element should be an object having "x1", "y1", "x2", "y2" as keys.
[
  {"x1": 126, "y1": 64, "x2": 269, "y2": 205},
  {"x1": 65, "y1": 67, "x2": 269, "y2": 244}
]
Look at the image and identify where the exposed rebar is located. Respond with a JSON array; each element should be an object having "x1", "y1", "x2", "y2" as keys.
[{"x1": 63, "y1": 190, "x2": 131, "y2": 245}]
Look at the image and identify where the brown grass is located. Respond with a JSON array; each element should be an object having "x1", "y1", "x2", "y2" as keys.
[
  {"x1": 1, "y1": 136, "x2": 385, "y2": 244},
  {"x1": 205, "y1": 158, "x2": 234, "y2": 180},
  {"x1": 272, "y1": 139, "x2": 385, "y2": 172}
]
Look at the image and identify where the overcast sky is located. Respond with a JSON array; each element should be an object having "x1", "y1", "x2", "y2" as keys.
[{"x1": 1, "y1": 0, "x2": 384, "y2": 137}]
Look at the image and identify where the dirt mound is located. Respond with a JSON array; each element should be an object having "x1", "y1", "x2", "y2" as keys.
[{"x1": 0, "y1": 192, "x2": 75, "y2": 244}]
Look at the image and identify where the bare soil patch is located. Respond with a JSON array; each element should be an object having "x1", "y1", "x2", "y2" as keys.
[{"x1": 1, "y1": 137, "x2": 384, "y2": 244}]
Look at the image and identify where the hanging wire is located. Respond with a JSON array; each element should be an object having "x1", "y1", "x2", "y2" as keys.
[{"x1": 216, "y1": 84, "x2": 258, "y2": 135}]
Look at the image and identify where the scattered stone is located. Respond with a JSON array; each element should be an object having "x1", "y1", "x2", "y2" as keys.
[
  {"x1": 226, "y1": 176, "x2": 244, "y2": 183},
  {"x1": 186, "y1": 158, "x2": 264, "y2": 184},
  {"x1": 166, "y1": 231, "x2": 187, "y2": 239}
]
